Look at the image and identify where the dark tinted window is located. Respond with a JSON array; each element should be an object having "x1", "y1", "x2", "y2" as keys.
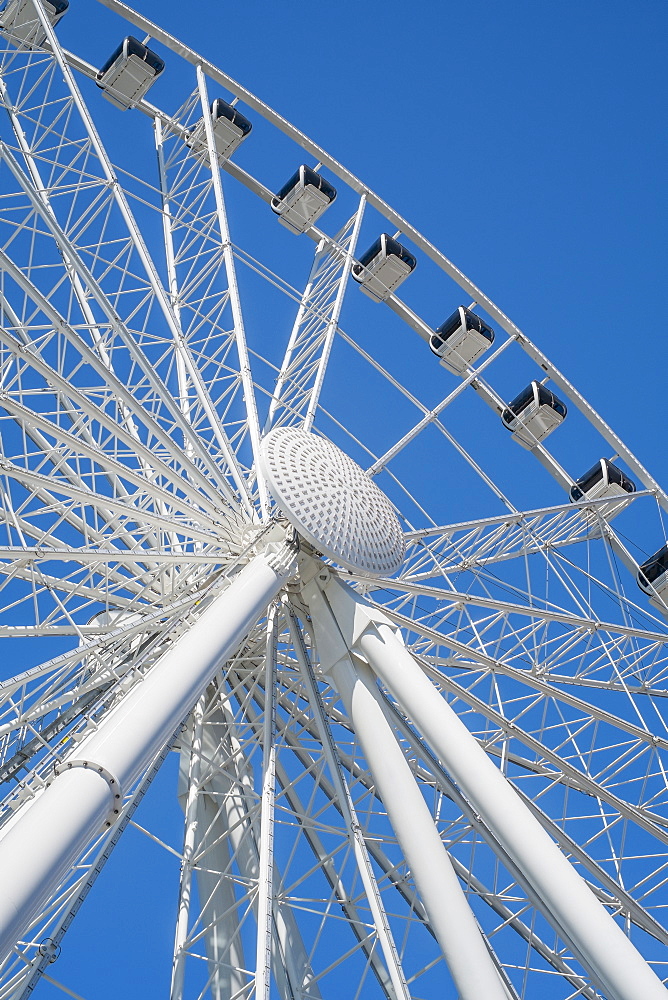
[
  {"x1": 432, "y1": 306, "x2": 495, "y2": 353},
  {"x1": 573, "y1": 460, "x2": 604, "y2": 495},
  {"x1": 639, "y1": 544, "x2": 668, "y2": 586},
  {"x1": 357, "y1": 236, "x2": 384, "y2": 269},
  {"x1": 358, "y1": 234, "x2": 416, "y2": 271},
  {"x1": 211, "y1": 99, "x2": 252, "y2": 136},
  {"x1": 274, "y1": 165, "x2": 336, "y2": 204},
  {"x1": 571, "y1": 459, "x2": 636, "y2": 501},
  {"x1": 97, "y1": 36, "x2": 164, "y2": 80},
  {"x1": 432, "y1": 309, "x2": 463, "y2": 350},
  {"x1": 463, "y1": 307, "x2": 495, "y2": 343},
  {"x1": 98, "y1": 39, "x2": 125, "y2": 77},
  {"x1": 505, "y1": 383, "x2": 536, "y2": 417},
  {"x1": 383, "y1": 234, "x2": 417, "y2": 270}
]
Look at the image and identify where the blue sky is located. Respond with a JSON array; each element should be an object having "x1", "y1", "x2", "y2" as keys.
[
  {"x1": 55, "y1": 0, "x2": 667, "y2": 474},
  {"x1": 126, "y1": 0, "x2": 665, "y2": 472},
  {"x1": 14, "y1": 1, "x2": 668, "y2": 996}
]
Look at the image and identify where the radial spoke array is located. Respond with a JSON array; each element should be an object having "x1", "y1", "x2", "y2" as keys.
[{"x1": 0, "y1": 3, "x2": 665, "y2": 999}]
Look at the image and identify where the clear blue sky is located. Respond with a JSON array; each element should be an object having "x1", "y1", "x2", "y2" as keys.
[
  {"x1": 27, "y1": 1, "x2": 668, "y2": 996},
  {"x1": 56, "y1": 0, "x2": 667, "y2": 475},
  {"x1": 111, "y1": 0, "x2": 666, "y2": 474}
]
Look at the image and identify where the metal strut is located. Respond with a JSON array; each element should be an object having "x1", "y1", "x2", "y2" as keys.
[
  {"x1": 0, "y1": 536, "x2": 297, "y2": 962},
  {"x1": 308, "y1": 567, "x2": 668, "y2": 1000}
]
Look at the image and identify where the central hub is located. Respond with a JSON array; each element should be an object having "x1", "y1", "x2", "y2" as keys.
[{"x1": 260, "y1": 427, "x2": 404, "y2": 577}]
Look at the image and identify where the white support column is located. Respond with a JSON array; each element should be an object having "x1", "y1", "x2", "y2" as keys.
[
  {"x1": 319, "y1": 576, "x2": 668, "y2": 1000},
  {"x1": 0, "y1": 539, "x2": 297, "y2": 964},
  {"x1": 287, "y1": 609, "x2": 414, "y2": 1000},
  {"x1": 254, "y1": 606, "x2": 278, "y2": 1000},
  {"x1": 302, "y1": 578, "x2": 511, "y2": 1000},
  {"x1": 200, "y1": 702, "x2": 320, "y2": 1000},
  {"x1": 170, "y1": 695, "x2": 206, "y2": 1000}
]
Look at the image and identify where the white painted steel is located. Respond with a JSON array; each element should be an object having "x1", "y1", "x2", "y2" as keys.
[
  {"x1": 155, "y1": 115, "x2": 194, "y2": 438},
  {"x1": 170, "y1": 695, "x2": 205, "y2": 1000},
  {"x1": 0, "y1": 0, "x2": 63, "y2": 47},
  {"x1": 254, "y1": 607, "x2": 278, "y2": 1000},
  {"x1": 196, "y1": 65, "x2": 269, "y2": 519},
  {"x1": 333, "y1": 592, "x2": 668, "y2": 1000},
  {"x1": 0, "y1": 543, "x2": 296, "y2": 963},
  {"x1": 329, "y1": 653, "x2": 511, "y2": 1000},
  {"x1": 266, "y1": 199, "x2": 365, "y2": 433},
  {"x1": 34, "y1": 2, "x2": 251, "y2": 511},
  {"x1": 304, "y1": 196, "x2": 365, "y2": 432},
  {"x1": 261, "y1": 427, "x2": 404, "y2": 576},
  {"x1": 287, "y1": 609, "x2": 413, "y2": 1000},
  {"x1": 0, "y1": 4, "x2": 665, "y2": 996},
  {"x1": 302, "y1": 577, "x2": 511, "y2": 1000},
  {"x1": 197, "y1": 701, "x2": 321, "y2": 1000},
  {"x1": 96, "y1": 0, "x2": 668, "y2": 517}
]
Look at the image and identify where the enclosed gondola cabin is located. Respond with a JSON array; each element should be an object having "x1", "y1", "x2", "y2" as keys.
[
  {"x1": 570, "y1": 458, "x2": 636, "y2": 522},
  {"x1": 271, "y1": 165, "x2": 336, "y2": 235},
  {"x1": 187, "y1": 99, "x2": 252, "y2": 164},
  {"x1": 501, "y1": 380, "x2": 567, "y2": 449},
  {"x1": 96, "y1": 36, "x2": 165, "y2": 110},
  {"x1": 637, "y1": 543, "x2": 668, "y2": 615},
  {"x1": 352, "y1": 234, "x2": 416, "y2": 302},
  {"x1": 0, "y1": 0, "x2": 67, "y2": 48},
  {"x1": 430, "y1": 306, "x2": 495, "y2": 374}
]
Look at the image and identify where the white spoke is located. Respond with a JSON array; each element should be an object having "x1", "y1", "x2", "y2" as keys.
[{"x1": 0, "y1": 5, "x2": 663, "y2": 999}]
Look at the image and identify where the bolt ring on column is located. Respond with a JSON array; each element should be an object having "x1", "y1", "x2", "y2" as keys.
[{"x1": 49, "y1": 759, "x2": 122, "y2": 827}]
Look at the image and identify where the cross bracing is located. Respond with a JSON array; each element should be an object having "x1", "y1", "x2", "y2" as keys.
[{"x1": 0, "y1": 3, "x2": 664, "y2": 999}]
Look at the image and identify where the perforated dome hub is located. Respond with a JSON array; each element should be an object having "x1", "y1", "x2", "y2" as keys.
[{"x1": 260, "y1": 427, "x2": 405, "y2": 576}]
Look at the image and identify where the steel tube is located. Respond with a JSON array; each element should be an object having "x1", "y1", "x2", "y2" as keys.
[
  {"x1": 355, "y1": 618, "x2": 668, "y2": 1000},
  {"x1": 327, "y1": 652, "x2": 511, "y2": 1000},
  {"x1": 0, "y1": 545, "x2": 295, "y2": 962}
]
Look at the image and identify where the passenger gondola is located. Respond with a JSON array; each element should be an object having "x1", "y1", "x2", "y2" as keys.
[
  {"x1": 430, "y1": 306, "x2": 495, "y2": 374},
  {"x1": 96, "y1": 36, "x2": 165, "y2": 110},
  {"x1": 570, "y1": 458, "x2": 636, "y2": 520},
  {"x1": 570, "y1": 458, "x2": 637, "y2": 503},
  {"x1": 0, "y1": 0, "x2": 67, "y2": 48},
  {"x1": 187, "y1": 99, "x2": 252, "y2": 164},
  {"x1": 352, "y1": 233, "x2": 416, "y2": 302},
  {"x1": 270, "y1": 165, "x2": 336, "y2": 234},
  {"x1": 637, "y1": 543, "x2": 668, "y2": 612},
  {"x1": 501, "y1": 380, "x2": 567, "y2": 448}
]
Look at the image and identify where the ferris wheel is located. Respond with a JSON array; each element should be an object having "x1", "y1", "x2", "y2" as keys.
[{"x1": 0, "y1": 2, "x2": 666, "y2": 999}]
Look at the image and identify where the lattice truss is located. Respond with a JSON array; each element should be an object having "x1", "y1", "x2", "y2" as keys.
[
  {"x1": 0, "y1": 4, "x2": 665, "y2": 1000},
  {"x1": 4, "y1": 601, "x2": 667, "y2": 1000}
]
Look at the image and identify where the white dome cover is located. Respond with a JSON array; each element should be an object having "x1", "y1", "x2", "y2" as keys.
[{"x1": 260, "y1": 427, "x2": 405, "y2": 577}]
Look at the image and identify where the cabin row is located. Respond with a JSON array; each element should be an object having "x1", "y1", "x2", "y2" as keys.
[
  {"x1": 2, "y1": 19, "x2": 665, "y2": 613},
  {"x1": 0, "y1": 19, "x2": 432, "y2": 307},
  {"x1": 0, "y1": 12, "x2": 168, "y2": 112}
]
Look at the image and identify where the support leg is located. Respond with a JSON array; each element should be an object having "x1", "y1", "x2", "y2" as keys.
[
  {"x1": 302, "y1": 579, "x2": 511, "y2": 1000},
  {"x1": 0, "y1": 541, "x2": 297, "y2": 963},
  {"x1": 321, "y1": 575, "x2": 668, "y2": 1000}
]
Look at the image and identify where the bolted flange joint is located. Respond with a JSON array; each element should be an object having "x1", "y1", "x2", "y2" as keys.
[{"x1": 50, "y1": 759, "x2": 122, "y2": 828}]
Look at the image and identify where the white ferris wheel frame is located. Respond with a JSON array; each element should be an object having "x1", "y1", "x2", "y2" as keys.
[{"x1": 0, "y1": 2, "x2": 665, "y2": 1000}]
